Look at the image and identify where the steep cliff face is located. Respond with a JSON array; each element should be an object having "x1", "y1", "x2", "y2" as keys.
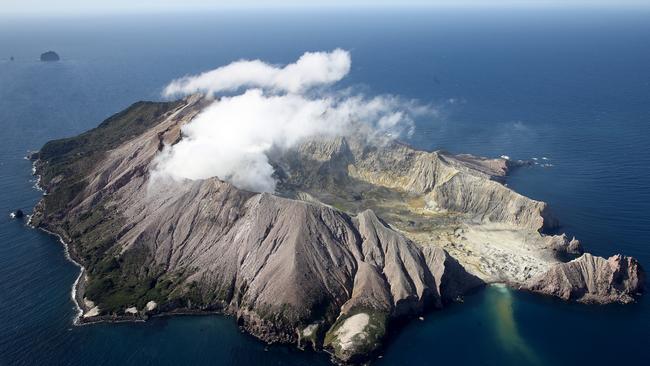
[
  {"x1": 274, "y1": 136, "x2": 575, "y2": 286},
  {"x1": 30, "y1": 96, "x2": 644, "y2": 364},
  {"x1": 281, "y1": 136, "x2": 555, "y2": 232},
  {"x1": 525, "y1": 253, "x2": 645, "y2": 304}
]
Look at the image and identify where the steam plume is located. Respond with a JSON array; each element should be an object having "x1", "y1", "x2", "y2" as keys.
[
  {"x1": 164, "y1": 49, "x2": 351, "y2": 96},
  {"x1": 153, "y1": 49, "x2": 432, "y2": 192}
]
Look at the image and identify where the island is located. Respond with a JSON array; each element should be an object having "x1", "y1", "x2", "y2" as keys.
[
  {"x1": 29, "y1": 95, "x2": 644, "y2": 364},
  {"x1": 40, "y1": 51, "x2": 60, "y2": 62}
]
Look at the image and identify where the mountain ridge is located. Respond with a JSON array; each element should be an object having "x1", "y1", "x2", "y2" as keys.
[{"x1": 29, "y1": 95, "x2": 644, "y2": 364}]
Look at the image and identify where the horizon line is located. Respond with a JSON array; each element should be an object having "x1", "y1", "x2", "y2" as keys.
[{"x1": 4, "y1": 2, "x2": 650, "y2": 18}]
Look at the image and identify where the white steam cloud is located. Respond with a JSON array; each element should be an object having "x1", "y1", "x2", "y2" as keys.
[
  {"x1": 164, "y1": 49, "x2": 351, "y2": 96},
  {"x1": 153, "y1": 49, "x2": 431, "y2": 193}
]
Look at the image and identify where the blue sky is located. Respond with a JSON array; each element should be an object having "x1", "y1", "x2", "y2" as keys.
[{"x1": 4, "y1": 0, "x2": 648, "y2": 15}]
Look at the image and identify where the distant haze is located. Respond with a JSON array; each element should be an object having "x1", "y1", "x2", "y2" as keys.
[{"x1": 5, "y1": 0, "x2": 649, "y2": 16}]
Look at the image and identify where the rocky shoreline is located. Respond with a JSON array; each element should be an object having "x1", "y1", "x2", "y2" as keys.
[
  {"x1": 30, "y1": 160, "x2": 223, "y2": 325},
  {"x1": 29, "y1": 193, "x2": 241, "y2": 327},
  {"x1": 28, "y1": 96, "x2": 644, "y2": 364},
  {"x1": 28, "y1": 201, "x2": 85, "y2": 324}
]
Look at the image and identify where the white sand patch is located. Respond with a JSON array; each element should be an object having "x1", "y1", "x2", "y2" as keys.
[
  {"x1": 125, "y1": 307, "x2": 138, "y2": 314},
  {"x1": 83, "y1": 306, "x2": 100, "y2": 318},
  {"x1": 145, "y1": 301, "x2": 157, "y2": 311},
  {"x1": 302, "y1": 323, "x2": 319, "y2": 337},
  {"x1": 335, "y1": 313, "x2": 370, "y2": 351}
]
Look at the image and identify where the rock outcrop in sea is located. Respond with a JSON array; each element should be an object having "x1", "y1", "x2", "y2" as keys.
[
  {"x1": 9, "y1": 209, "x2": 24, "y2": 219},
  {"x1": 40, "y1": 51, "x2": 60, "y2": 62},
  {"x1": 29, "y1": 95, "x2": 644, "y2": 364}
]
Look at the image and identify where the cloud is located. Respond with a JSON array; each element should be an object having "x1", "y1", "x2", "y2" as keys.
[
  {"x1": 153, "y1": 50, "x2": 431, "y2": 193},
  {"x1": 163, "y1": 49, "x2": 351, "y2": 96}
]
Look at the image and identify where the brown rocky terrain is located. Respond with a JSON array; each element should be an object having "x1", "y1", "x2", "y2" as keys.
[
  {"x1": 29, "y1": 95, "x2": 644, "y2": 364},
  {"x1": 525, "y1": 253, "x2": 644, "y2": 304}
]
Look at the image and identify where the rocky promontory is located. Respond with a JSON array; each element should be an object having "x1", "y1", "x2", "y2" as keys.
[
  {"x1": 29, "y1": 95, "x2": 644, "y2": 364},
  {"x1": 525, "y1": 253, "x2": 644, "y2": 304}
]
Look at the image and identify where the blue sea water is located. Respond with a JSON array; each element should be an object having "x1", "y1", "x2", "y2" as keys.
[{"x1": 1, "y1": 8, "x2": 649, "y2": 365}]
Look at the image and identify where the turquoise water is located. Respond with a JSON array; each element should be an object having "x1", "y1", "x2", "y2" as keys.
[{"x1": 1, "y1": 8, "x2": 649, "y2": 365}]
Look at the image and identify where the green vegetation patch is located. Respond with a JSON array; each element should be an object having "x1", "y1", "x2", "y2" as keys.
[
  {"x1": 324, "y1": 308, "x2": 388, "y2": 361},
  {"x1": 33, "y1": 100, "x2": 184, "y2": 313},
  {"x1": 84, "y1": 248, "x2": 183, "y2": 314}
]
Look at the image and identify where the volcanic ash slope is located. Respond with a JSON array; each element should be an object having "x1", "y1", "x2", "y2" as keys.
[{"x1": 30, "y1": 96, "x2": 644, "y2": 363}]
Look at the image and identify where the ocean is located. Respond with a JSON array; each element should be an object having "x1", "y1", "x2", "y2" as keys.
[{"x1": 1, "y1": 8, "x2": 649, "y2": 365}]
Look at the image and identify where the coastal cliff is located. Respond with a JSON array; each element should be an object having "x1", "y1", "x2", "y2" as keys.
[
  {"x1": 525, "y1": 253, "x2": 644, "y2": 303},
  {"x1": 30, "y1": 95, "x2": 644, "y2": 364}
]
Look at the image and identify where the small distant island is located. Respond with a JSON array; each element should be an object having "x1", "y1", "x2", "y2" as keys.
[{"x1": 40, "y1": 51, "x2": 60, "y2": 62}]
